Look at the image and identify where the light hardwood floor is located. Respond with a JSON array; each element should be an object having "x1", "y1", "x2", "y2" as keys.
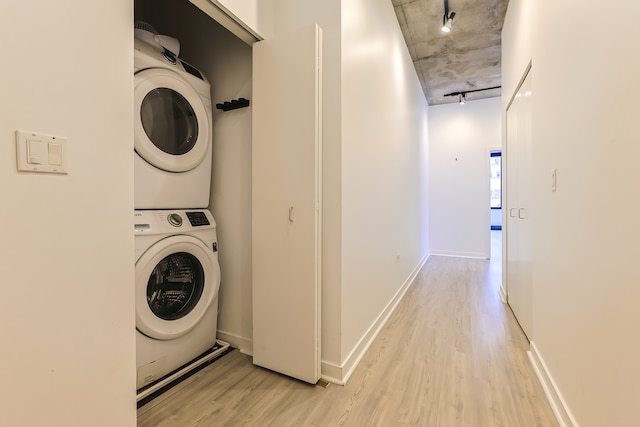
[{"x1": 138, "y1": 235, "x2": 559, "y2": 426}]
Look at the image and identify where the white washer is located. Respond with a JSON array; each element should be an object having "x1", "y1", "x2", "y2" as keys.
[
  {"x1": 135, "y1": 209, "x2": 220, "y2": 390},
  {"x1": 134, "y1": 37, "x2": 213, "y2": 209}
]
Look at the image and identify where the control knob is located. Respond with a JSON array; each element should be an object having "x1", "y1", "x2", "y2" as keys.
[{"x1": 167, "y1": 213, "x2": 182, "y2": 227}]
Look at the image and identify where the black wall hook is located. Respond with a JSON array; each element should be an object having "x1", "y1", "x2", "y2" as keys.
[{"x1": 216, "y1": 98, "x2": 250, "y2": 112}]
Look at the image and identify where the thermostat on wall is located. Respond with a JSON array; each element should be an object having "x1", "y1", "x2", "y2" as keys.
[{"x1": 16, "y1": 130, "x2": 68, "y2": 174}]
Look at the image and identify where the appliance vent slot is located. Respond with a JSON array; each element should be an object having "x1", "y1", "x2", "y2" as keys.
[{"x1": 181, "y1": 60, "x2": 203, "y2": 80}]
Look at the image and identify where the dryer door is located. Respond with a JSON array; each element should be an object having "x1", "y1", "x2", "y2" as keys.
[
  {"x1": 134, "y1": 68, "x2": 211, "y2": 172},
  {"x1": 136, "y1": 235, "x2": 219, "y2": 340}
]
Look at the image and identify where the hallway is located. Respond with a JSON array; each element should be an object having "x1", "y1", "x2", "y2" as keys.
[{"x1": 138, "y1": 247, "x2": 558, "y2": 426}]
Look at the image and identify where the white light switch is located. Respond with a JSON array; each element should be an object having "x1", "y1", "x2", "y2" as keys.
[
  {"x1": 551, "y1": 168, "x2": 557, "y2": 192},
  {"x1": 16, "y1": 130, "x2": 68, "y2": 174},
  {"x1": 48, "y1": 142, "x2": 63, "y2": 166},
  {"x1": 27, "y1": 139, "x2": 47, "y2": 164}
]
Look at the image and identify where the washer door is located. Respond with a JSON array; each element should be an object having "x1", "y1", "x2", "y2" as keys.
[
  {"x1": 134, "y1": 68, "x2": 211, "y2": 172},
  {"x1": 136, "y1": 235, "x2": 219, "y2": 340}
]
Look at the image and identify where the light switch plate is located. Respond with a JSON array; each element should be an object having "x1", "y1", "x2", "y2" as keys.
[{"x1": 16, "y1": 130, "x2": 68, "y2": 174}]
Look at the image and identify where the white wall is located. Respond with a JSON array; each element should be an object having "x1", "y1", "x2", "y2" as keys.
[
  {"x1": 340, "y1": 0, "x2": 429, "y2": 375},
  {"x1": 205, "y1": 29, "x2": 254, "y2": 353},
  {"x1": 0, "y1": 1, "x2": 136, "y2": 426},
  {"x1": 429, "y1": 97, "x2": 501, "y2": 258},
  {"x1": 503, "y1": 1, "x2": 640, "y2": 425}
]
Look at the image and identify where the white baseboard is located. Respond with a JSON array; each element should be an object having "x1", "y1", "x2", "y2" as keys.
[
  {"x1": 528, "y1": 341, "x2": 578, "y2": 427},
  {"x1": 219, "y1": 254, "x2": 430, "y2": 386},
  {"x1": 430, "y1": 249, "x2": 489, "y2": 259},
  {"x1": 216, "y1": 330, "x2": 253, "y2": 356},
  {"x1": 320, "y1": 253, "x2": 430, "y2": 385},
  {"x1": 320, "y1": 360, "x2": 345, "y2": 385},
  {"x1": 499, "y1": 284, "x2": 507, "y2": 303}
]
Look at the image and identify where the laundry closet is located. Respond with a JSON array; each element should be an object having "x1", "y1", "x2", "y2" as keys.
[{"x1": 134, "y1": 0, "x2": 323, "y2": 386}]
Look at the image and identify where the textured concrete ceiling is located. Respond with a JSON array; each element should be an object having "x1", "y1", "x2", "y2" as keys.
[{"x1": 392, "y1": 0, "x2": 509, "y2": 105}]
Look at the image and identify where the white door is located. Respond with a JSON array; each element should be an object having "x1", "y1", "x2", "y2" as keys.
[
  {"x1": 134, "y1": 68, "x2": 211, "y2": 172},
  {"x1": 252, "y1": 24, "x2": 323, "y2": 383},
  {"x1": 135, "y1": 235, "x2": 219, "y2": 340},
  {"x1": 506, "y1": 67, "x2": 533, "y2": 339}
]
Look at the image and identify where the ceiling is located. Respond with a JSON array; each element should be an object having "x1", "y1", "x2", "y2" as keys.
[{"x1": 391, "y1": 0, "x2": 509, "y2": 105}]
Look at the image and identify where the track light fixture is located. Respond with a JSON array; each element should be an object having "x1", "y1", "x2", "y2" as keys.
[
  {"x1": 443, "y1": 86, "x2": 502, "y2": 105},
  {"x1": 441, "y1": 12, "x2": 455, "y2": 33},
  {"x1": 441, "y1": 0, "x2": 455, "y2": 33}
]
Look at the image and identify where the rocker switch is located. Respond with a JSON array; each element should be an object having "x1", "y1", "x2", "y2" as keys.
[
  {"x1": 27, "y1": 140, "x2": 46, "y2": 164},
  {"x1": 48, "y1": 143, "x2": 63, "y2": 166}
]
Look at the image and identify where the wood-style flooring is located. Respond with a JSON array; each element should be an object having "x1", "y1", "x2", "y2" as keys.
[{"x1": 138, "y1": 234, "x2": 559, "y2": 426}]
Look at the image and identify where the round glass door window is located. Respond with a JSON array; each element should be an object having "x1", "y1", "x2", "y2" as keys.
[
  {"x1": 140, "y1": 88, "x2": 199, "y2": 156},
  {"x1": 147, "y1": 252, "x2": 204, "y2": 321}
]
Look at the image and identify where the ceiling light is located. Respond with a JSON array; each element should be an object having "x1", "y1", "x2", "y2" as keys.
[
  {"x1": 443, "y1": 86, "x2": 502, "y2": 103},
  {"x1": 441, "y1": 12, "x2": 455, "y2": 33}
]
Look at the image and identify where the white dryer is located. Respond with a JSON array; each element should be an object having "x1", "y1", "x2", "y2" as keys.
[
  {"x1": 135, "y1": 209, "x2": 220, "y2": 390},
  {"x1": 134, "y1": 37, "x2": 213, "y2": 209}
]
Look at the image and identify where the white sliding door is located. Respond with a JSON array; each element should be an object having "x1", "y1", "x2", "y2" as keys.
[
  {"x1": 252, "y1": 24, "x2": 323, "y2": 384},
  {"x1": 506, "y1": 66, "x2": 533, "y2": 339}
]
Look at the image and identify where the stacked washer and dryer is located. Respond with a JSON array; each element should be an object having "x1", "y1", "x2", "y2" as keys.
[{"x1": 133, "y1": 24, "x2": 227, "y2": 400}]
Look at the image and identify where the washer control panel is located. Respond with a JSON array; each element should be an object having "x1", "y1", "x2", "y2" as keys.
[
  {"x1": 186, "y1": 211, "x2": 210, "y2": 226},
  {"x1": 134, "y1": 210, "x2": 215, "y2": 235}
]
